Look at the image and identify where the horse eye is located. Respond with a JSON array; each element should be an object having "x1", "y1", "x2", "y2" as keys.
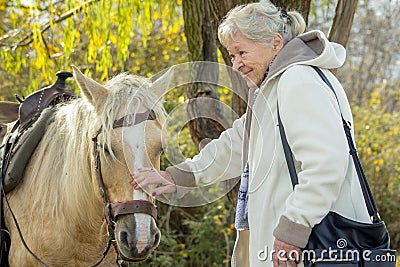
[{"x1": 100, "y1": 144, "x2": 111, "y2": 155}]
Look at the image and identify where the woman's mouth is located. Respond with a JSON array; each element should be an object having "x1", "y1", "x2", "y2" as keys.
[{"x1": 243, "y1": 70, "x2": 252, "y2": 77}]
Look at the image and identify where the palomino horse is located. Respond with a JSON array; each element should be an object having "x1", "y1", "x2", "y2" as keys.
[{"x1": 2, "y1": 66, "x2": 167, "y2": 266}]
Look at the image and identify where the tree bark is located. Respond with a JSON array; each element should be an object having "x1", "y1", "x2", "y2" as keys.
[{"x1": 328, "y1": 0, "x2": 358, "y2": 48}]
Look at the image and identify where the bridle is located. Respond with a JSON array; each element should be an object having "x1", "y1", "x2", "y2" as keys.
[{"x1": 91, "y1": 109, "x2": 158, "y2": 266}]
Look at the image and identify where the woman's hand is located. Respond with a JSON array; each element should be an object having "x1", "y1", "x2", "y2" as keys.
[
  {"x1": 272, "y1": 239, "x2": 301, "y2": 267},
  {"x1": 131, "y1": 168, "x2": 177, "y2": 196}
]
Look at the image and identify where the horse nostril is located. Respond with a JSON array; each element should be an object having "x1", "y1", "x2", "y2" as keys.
[
  {"x1": 120, "y1": 231, "x2": 129, "y2": 247},
  {"x1": 153, "y1": 232, "x2": 160, "y2": 247}
]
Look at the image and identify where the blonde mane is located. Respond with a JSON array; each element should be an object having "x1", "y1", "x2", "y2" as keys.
[{"x1": 28, "y1": 73, "x2": 166, "y2": 233}]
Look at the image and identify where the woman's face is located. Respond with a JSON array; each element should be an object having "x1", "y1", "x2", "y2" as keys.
[{"x1": 227, "y1": 32, "x2": 277, "y2": 88}]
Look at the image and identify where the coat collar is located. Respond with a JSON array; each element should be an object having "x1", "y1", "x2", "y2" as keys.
[{"x1": 261, "y1": 30, "x2": 346, "y2": 87}]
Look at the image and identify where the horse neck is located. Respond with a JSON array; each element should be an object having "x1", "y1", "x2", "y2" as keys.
[{"x1": 28, "y1": 101, "x2": 105, "y2": 236}]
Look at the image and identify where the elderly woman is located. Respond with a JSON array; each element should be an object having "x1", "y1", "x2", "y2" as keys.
[{"x1": 132, "y1": 1, "x2": 370, "y2": 266}]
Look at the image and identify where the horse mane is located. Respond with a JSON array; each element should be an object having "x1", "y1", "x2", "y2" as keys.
[{"x1": 28, "y1": 73, "x2": 166, "y2": 232}]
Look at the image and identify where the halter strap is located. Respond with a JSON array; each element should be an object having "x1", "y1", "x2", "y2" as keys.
[{"x1": 113, "y1": 110, "x2": 156, "y2": 129}]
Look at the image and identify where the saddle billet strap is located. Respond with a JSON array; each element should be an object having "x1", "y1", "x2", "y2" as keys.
[
  {"x1": 113, "y1": 110, "x2": 156, "y2": 129},
  {"x1": 108, "y1": 201, "x2": 157, "y2": 221}
]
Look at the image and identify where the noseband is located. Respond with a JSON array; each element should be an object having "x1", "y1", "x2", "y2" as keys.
[{"x1": 91, "y1": 109, "x2": 158, "y2": 265}]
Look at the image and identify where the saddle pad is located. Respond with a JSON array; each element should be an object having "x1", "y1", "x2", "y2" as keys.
[{"x1": 1, "y1": 108, "x2": 54, "y2": 193}]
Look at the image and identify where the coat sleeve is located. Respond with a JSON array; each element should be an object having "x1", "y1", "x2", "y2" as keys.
[
  {"x1": 273, "y1": 65, "x2": 350, "y2": 248},
  {"x1": 166, "y1": 113, "x2": 246, "y2": 193}
]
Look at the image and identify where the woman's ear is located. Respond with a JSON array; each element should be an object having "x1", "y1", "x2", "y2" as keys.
[{"x1": 272, "y1": 34, "x2": 284, "y2": 51}]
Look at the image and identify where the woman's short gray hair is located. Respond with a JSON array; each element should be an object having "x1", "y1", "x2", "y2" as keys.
[{"x1": 218, "y1": 1, "x2": 306, "y2": 47}]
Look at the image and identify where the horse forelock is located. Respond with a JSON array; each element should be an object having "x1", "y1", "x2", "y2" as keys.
[{"x1": 100, "y1": 73, "x2": 166, "y2": 160}]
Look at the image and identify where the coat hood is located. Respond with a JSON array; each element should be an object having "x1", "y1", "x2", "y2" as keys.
[{"x1": 267, "y1": 30, "x2": 346, "y2": 80}]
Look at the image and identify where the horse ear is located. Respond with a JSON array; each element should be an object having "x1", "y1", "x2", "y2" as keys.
[
  {"x1": 71, "y1": 65, "x2": 108, "y2": 113},
  {"x1": 0, "y1": 101, "x2": 19, "y2": 123},
  {"x1": 151, "y1": 67, "x2": 174, "y2": 100}
]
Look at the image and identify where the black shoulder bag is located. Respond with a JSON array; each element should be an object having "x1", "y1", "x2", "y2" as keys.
[{"x1": 277, "y1": 66, "x2": 397, "y2": 267}]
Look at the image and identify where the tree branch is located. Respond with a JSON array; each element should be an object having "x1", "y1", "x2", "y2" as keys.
[{"x1": 1, "y1": 0, "x2": 100, "y2": 49}]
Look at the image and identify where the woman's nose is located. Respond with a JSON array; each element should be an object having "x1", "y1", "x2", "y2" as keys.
[{"x1": 232, "y1": 57, "x2": 243, "y2": 70}]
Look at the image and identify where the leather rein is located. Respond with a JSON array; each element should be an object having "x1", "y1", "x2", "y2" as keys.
[{"x1": 90, "y1": 109, "x2": 158, "y2": 266}]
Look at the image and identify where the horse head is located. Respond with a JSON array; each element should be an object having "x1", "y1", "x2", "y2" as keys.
[{"x1": 72, "y1": 66, "x2": 167, "y2": 262}]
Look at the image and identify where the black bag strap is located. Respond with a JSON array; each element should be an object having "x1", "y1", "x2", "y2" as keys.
[{"x1": 277, "y1": 66, "x2": 380, "y2": 222}]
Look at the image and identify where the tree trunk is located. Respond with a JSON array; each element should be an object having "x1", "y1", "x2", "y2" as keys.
[
  {"x1": 328, "y1": 0, "x2": 358, "y2": 48},
  {"x1": 182, "y1": 0, "x2": 231, "y2": 147}
]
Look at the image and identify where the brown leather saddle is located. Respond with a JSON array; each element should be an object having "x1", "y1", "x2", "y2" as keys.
[{"x1": 0, "y1": 71, "x2": 77, "y2": 193}]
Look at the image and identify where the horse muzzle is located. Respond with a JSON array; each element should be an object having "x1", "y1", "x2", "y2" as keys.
[{"x1": 114, "y1": 213, "x2": 161, "y2": 262}]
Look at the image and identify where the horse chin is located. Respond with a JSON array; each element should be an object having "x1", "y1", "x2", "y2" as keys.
[
  {"x1": 116, "y1": 244, "x2": 155, "y2": 263},
  {"x1": 117, "y1": 251, "x2": 148, "y2": 263}
]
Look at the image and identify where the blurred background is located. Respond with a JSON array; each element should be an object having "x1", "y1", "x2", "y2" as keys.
[{"x1": 0, "y1": 0, "x2": 399, "y2": 266}]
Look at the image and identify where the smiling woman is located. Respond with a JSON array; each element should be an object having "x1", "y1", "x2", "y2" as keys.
[
  {"x1": 218, "y1": 2, "x2": 305, "y2": 88},
  {"x1": 226, "y1": 31, "x2": 279, "y2": 88}
]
